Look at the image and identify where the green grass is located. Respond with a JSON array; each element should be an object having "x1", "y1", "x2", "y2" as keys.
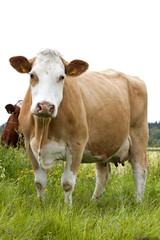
[{"x1": 0, "y1": 145, "x2": 160, "y2": 239}]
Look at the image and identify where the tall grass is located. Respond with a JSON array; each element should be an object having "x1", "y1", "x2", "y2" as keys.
[{"x1": 0, "y1": 145, "x2": 160, "y2": 239}]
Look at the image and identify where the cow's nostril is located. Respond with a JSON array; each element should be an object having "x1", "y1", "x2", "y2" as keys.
[
  {"x1": 49, "y1": 105, "x2": 55, "y2": 114},
  {"x1": 36, "y1": 103, "x2": 42, "y2": 112}
]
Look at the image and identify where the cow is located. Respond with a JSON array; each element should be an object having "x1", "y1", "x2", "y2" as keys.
[
  {"x1": 1, "y1": 100, "x2": 23, "y2": 147},
  {"x1": 9, "y1": 49, "x2": 148, "y2": 204}
]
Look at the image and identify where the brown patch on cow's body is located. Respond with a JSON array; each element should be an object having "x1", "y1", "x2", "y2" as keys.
[{"x1": 78, "y1": 70, "x2": 130, "y2": 159}]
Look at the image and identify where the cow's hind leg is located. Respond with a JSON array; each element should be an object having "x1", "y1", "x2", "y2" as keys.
[
  {"x1": 131, "y1": 153, "x2": 148, "y2": 201},
  {"x1": 92, "y1": 162, "x2": 111, "y2": 199},
  {"x1": 130, "y1": 125, "x2": 149, "y2": 201}
]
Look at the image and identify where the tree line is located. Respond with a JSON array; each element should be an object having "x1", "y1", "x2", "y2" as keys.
[
  {"x1": 148, "y1": 122, "x2": 160, "y2": 146},
  {"x1": 0, "y1": 123, "x2": 5, "y2": 135}
]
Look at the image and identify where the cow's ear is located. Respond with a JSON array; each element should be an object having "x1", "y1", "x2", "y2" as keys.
[
  {"x1": 63, "y1": 59, "x2": 89, "y2": 77},
  {"x1": 5, "y1": 104, "x2": 15, "y2": 114},
  {"x1": 9, "y1": 56, "x2": 33, "y2": 73}
]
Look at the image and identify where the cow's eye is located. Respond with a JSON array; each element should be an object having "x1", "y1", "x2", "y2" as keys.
[
  {"x1": 30, "y1": 73, "x2": 39, "y2": 86},
  {"x1": 59, "y1": 76, "x2": 65, "y2": 81},
  {"x1": 30, "y1": 73, "x2": 34, "y2": 79}
]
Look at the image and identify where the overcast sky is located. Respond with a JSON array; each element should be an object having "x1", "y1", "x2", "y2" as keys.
[{"x1": 0, "y1": 0, "x2": 160, "y2": 125}]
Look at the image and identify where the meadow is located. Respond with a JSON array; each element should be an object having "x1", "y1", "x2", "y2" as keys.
[{"x1": 0, "y1": 145, "x2": 160, "y2": 240}]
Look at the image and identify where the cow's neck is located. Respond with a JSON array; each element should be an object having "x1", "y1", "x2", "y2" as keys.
[
  {"x1": 34, "y1": 116, "x2": 51, "y2": 149},
  {"x1": 30, "y1": 115, "x2": 66, "y2": 170}
]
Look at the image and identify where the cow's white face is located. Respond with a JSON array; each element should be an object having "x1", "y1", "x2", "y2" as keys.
[
  {"x1": 9, "y1": 49, "x2": 89, "y2": 118},
  {"x1": 30, "y1": 49, "x2": 65, "y2": 118}
]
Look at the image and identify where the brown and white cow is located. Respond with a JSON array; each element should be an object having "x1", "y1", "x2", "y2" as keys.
[
  {"x1": 9, "y1": 49, "x2": 148, "y2": 203},
  {"x1": 1, "y1": 101, "x2": 23, "y2": 147}
]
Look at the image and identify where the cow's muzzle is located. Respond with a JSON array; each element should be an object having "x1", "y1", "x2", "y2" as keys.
[{"x1": 34, "y1": 102, "x2": 55, "y2": 118}]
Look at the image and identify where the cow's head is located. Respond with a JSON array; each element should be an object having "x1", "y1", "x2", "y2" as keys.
[
  {"x1": 9, "y1": 49, "x2": 89, "y2": 118},
  {"x1": 5, "y1": 103, "x2": 21, "y2": 118}
]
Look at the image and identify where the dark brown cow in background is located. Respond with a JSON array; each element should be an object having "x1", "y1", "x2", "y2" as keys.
[{"x1": 1, "y1": 100, "x2": 23, "y2": 147}]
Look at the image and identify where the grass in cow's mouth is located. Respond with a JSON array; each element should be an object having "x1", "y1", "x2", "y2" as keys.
[{"x1": 0, "y1": 145, "x2": 160, "y2": 240}]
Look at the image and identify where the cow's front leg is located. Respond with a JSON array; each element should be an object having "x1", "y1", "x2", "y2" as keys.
[
  {"x1": 61, "y1": 145, "x2": 84, "y2": 205},
  {"x1": 34, "y1": 167, "x2": 47, "y2": 199},
  {"x1": 61, "y1": 162, "x2": 76, "y2": 205},
  {"x1": 61, "y1": 147, "x2": 76, "y2": 205},
  {"x1": 26, "y1": 143, "x2": 47, "y2": 199}
]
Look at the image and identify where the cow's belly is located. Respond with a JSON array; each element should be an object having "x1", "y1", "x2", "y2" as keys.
[
  {"x1": 81, "y1": 149, "x2": 104, "y2": 163},
  {"x1": 82, "y1": 136, "x2": 131, "y2": 164},
  {"x1": 30, "y1": 138, "x2": 66, "y2": 169},
  {"x1": 107, "y1": 136, "x2": 131, "y2": 163}
]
